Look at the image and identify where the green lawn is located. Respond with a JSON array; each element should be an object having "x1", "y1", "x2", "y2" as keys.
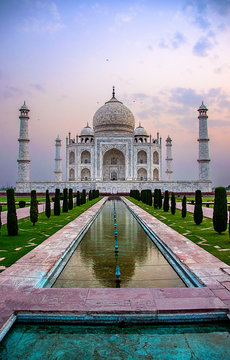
[
  {"x1": 0, "y1": 197, "x2": 102, "y2": 271},
  {"x1": 127, "y1": 197, "x2": 230, "y2": 266}
]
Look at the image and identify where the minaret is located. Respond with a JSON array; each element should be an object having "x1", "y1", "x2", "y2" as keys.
[
  {"x1": 197, "y1": 101, "x2": 210, "y2": 180},
  {"x1": 17, "y1": 101, "x2": 30, "y2": 181},
  {"x1": 54, "y1": 136, "x2": 62, "y2": 182},
  {"x1": 165, "y1": 136, "x2": 173, "y2": 181}
]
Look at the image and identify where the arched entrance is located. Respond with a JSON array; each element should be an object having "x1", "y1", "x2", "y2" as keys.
[
  {"x1": 137, "y1": 168, "x2": 147, "y2": 181},
  {"x1": 103, "y1": 148, "x2": 125, "y2": 181}
]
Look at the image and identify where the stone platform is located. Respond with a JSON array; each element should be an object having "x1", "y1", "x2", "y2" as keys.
[{"x1": 0, "y1": 197, "x2": 230, "y2": 340}]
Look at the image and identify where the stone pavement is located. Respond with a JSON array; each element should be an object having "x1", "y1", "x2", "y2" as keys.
[
  {"x1": 0, "y1": 196, "x2": 230, "y2": 340},
  {"x1": 176, "y1": 202, "x2": 214, "y2": 218},
  {"x1": 1, "y1": 203, "x2": 54, "y2": 225}
]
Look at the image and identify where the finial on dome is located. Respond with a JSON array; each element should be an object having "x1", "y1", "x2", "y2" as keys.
[{"x1": 112, "y1": 86, "x2": 115, "y2": 98}]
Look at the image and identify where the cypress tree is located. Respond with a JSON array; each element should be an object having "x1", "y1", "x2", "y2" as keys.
[
  {"x1": 182, "y1": 195, "x2": 187, "y2": 218},
  {"x1": 76, "y1": 191, "x2": 81, "y2": 206},
  {"x1": 63, "y1": 188, "x2": 68, "y2": 212},
  {"x1": 171, "y1": 192, "x2": 176, "y2": 215},
  {"x1": 69, "y1": 188, "x2": 73, "y2": 210},
  {"x1": 194, "y1": 190, "x2": 203, "y2": 225},
  {"x1": 213, "y1": 187, "x2": 227, "y2": 234},
  {"x1": 82, "y1": 189, "x2": 86, "y2": 204},
  {"x1": 163, "y1": 190, "x2": 169, "y2": 212},
  {"x1": 45, "y1": 190, "x2": 51, "y2": 219},
  {"x1": 89, "y1": 190, "x2": 92, "y2": 201},
  {"x1": 158, "y1": 189, "x2": 162, "y2": 209},
  {"x1": 96, "y1": 190, "x2": 99, "y2": 198},
  {"x1": 0, "y1": 205, "x2": 2, "y2": 231},
  {"x1": 30, "y1": 190, "x2": 38, "y2": 226},
  {"x1": 54, "y1": 188, "x2": 61, "y2": 215},
  {"x1": 7, "y1": 188, "x2": 18, "y2": 236},
  {"x1": 153, "y1": 189, "x2": 158, "y2": 209}
]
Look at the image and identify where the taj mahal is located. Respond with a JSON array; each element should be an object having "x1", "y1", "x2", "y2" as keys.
[{"x1": 16, "y1": 87, "x2": 212, "y2": 193}]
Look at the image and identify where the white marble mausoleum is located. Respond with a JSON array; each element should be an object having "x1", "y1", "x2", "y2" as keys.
[{"x1": 16, "y1": 88, "x2": 212, "y2": 193}]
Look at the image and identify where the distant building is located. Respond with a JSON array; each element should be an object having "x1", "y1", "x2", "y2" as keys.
[{"x1": 16, "y1": 88, "x2": 211, "y2": 193}]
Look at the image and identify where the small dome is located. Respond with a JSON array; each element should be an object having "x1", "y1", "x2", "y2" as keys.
[
  {"x1": 166, "y1": 135, "x2": 172, "y2": 142},
  {"x1": 20, "y1": 101, "x2": 29, "y2": 111},
  {"x1": 93, "y1": 88, "x2": 135, "y2": 135},
  {"x1": 134, "y1": 124, "x2": 148, "y2": 136},
  {"x1": 80, "y1": 124, "x2": 94, "y2": 137},
  {"x1": 198, "y1": 101, "x2": 208, "y2": 111}
]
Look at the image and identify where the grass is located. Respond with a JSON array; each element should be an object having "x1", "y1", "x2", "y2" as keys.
[
  {"x1": 0, "y1": 197, "x2": 102, "y2": 271},
  {"x1": 127, "y1": 197, "x2": 230, "y2": 266}
]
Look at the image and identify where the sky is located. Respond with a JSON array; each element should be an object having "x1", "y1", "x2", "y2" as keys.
[{"x1": 0, "y1": 0, "x2": 230, "y2": 188}]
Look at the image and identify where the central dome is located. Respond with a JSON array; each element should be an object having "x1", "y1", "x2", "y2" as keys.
[{"x1": 93, "y1": 89, "x2": 135, "y2": 135}]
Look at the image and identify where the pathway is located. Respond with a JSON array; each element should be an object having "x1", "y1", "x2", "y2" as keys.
[
  {"x1": 1, "y1": 203, "x2": 54, "y2": 225},
  {"x1": 176, "y1": 202, "x2": 214, "y2": 218},
  {"x1": 0, "y1": 196, "x2": 230, "y2": 342}
]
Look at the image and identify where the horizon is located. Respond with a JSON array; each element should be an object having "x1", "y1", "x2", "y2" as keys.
[{"x1": 0, "y1": 0, "x2": 230, "y2": 187}]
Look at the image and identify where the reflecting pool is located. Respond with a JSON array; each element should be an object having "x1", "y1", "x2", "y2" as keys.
[
  {"x1": 1, "y1": 322, "x2": 230, "y2": 359},
  {"x1": 53, "y1": 200, "x2": 185, "y2": 288}
]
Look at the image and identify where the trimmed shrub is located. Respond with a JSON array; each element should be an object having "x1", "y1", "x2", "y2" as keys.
[
  {"x1": 30, "y1": 190, "x2": 38, "y2": 226},
  {"x1": 153, "y1": 189, "x2": 158, "y2": 209},
  {"x1": 19, "y1": 200, "x2": 26, "y2": 208},
  {"x1": 81, "y1": 189, "x2": 86, "y2": 204},
  {"x1": 63, "y1": 188, "x2": 68, "y2": 212},
  {"x1": 45, "y1": 190, "x2": 51, "y2": 219},
  {"x1": 69, "y1": 188, "x2": 73, "y2": 210},
  {"x1": 7, "y1": 188, "x2": 18, "y2": 236},
  {"x1": 171, "y1": 192, "x2": 176, "y2": 215},
  {"x1": 182, "y1": 196, "x2": 187, "y2": 218},
  {"x1": 194, "y1": 190, "x2": 203, "y2": 225},
  {"x1": 0, "y1": 205, "x2": 2, "y2": 230},
  {"x1": 77, "y1": 191, "x2": 81, "y2": 206},
  {"x1": 213, "y1": 187, "x2": 227, "y2": 234},
  {"x1": 54, "y1": 189, "x2": 61, "y2": 216},
  {"x1": 158, "y1": 189, "x2": 162, "y2": 209},
  {"x1": 163, "y1": 190, "x2": 169, "y2": 212}
]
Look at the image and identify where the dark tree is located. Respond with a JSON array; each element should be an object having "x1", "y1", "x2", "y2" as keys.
[
  {"x1": 77, "y1": 191, "x2": 81, "y2": 206},
  {"x1": 30, "y1": 190, "x2": 38, "y2": 226},
  {"x1": 0, "y1": 205, "x2": 2, "y2": 231},
  {"x1": 171, "y1": 192, "x2": 176, "y2": 215},
  {"x1": 182, "y1": 195, "x2": 187, "y2": 218},
  {"x1": 19, "y1": 201, "x2": 26, "y2": 208},
  {"x1": 81, "y1": 189, "x2": 86, "y2": 204},
  {"x1": 45, "y1": 190, "x2": 51, "y2": 218},
  {"x1": 194, "y1": 190, "x2": 203, "y2": 225},
  {"x1": 213, "y1": 187, "x2": 227, "y2": 234},
  {"x1": 68, "y1": 188, "x2": 73, "y2": 210},
  {"x1": 63, "y1": 188, "x2": 68, "y2": 212},
  {"x1": 54, "y1": 188, "x2": 61, "y2": 215},
  {"x1": 7, "y1": 188, "x2": 18, "y2": 236},
  {"x1": 158, "y1": 189, "x2": 162, "y2": 209},
  {"x1": 89, "y1": 190, "x2": 92, "y2": 201},
  {"x1": 153, "y1": 189, "x2": 158, "y2": 209},
  {"x1": 163, "y1": 190, "x2": 169, "y2": 212}
]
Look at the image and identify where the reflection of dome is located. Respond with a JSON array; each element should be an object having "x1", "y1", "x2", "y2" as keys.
[
  {"x1": 134, "y1": 124, "x2": 148, "y2": 136},
  {"x1": 93, "y1": 88, "x2": 135, "y2": 135},
  {"x1": 80, "y1": 124, "x2": 94, "y2": 136}
]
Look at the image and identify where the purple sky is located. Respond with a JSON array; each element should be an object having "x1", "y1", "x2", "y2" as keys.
[{"x1": 0, "y1": 0, "x2": 230, "y2": 187}]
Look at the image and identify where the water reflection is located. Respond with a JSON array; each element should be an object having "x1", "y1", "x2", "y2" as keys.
[{"x1": 53, "y1": 200, "x2": 185, "y2": 288}]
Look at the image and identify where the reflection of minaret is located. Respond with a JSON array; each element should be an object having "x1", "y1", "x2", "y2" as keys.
[
  {"x1": 165, "y1": 136, "x2": 173, "y2": 181},
  {"x1": 17, "y1": 102, "x2": 30, "y2": 181},
  {"x1": 197, "y1": 102, "x2": 210, "y2": 180},
  {"x1": 54, "y1": 136, "x2": 62, "y2": 182}
]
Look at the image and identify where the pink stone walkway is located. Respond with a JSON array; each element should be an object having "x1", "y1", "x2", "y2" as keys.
[
  {"x1": 0, "y1": 196, "x2": 230, "y2": 340},
  {"x1": 1, "y1": 202, "x2": 55, "y2": 225},
  {"x1": 176, "y1": 202, "x2": 214, "y2": 218}
]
